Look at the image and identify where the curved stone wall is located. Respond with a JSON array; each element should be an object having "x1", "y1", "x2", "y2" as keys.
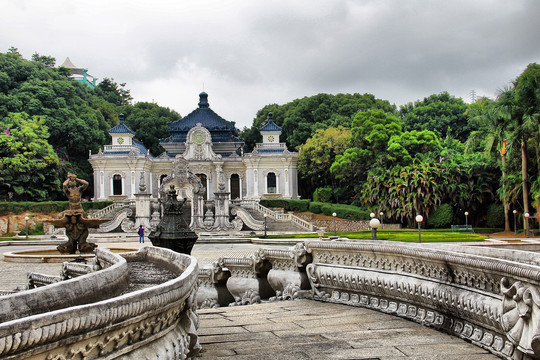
[
  {"x1": 0, "y1": 247, "x2": 200, "y2": 360},
  {"x1": 197, "y1": 240, "x2": 540, "y2": 360}
]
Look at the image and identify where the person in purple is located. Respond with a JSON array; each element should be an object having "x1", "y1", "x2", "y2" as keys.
[{"x1": 138, "y1": 225, "x2": 145, "y2": 243}]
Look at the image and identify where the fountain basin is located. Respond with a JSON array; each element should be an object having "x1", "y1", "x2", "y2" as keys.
[{"x1": 3, "y1": 248, "x2": 138, "y2": 263}]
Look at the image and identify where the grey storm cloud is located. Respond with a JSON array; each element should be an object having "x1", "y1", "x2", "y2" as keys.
[{"x1": 1, "y1": 0, "x2": 539, "y2": 127}]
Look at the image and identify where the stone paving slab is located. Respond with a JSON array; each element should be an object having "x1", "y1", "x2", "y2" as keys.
[{"x1": 195, "y1": 300, "x2": 500, "y2": 360}]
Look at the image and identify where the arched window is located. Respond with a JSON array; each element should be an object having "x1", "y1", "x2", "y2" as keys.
[
  {"x1": 196, "y1": 174, "x2": 208, "y2": 200},
  {"x1": 230, "y1": 174, "x2": 240, "y2": 199},
  {"x1": 112, "y1": 174, "x2": 122, "y2": 195},
  {"x1": 267, "y1": 172, "x2": 276, "y2": 194}
]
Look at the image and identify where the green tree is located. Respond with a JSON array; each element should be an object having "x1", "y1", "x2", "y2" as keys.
[
  {"x1": 297, "y1": 126, "x2": 351, "y2": 198},
  {"x1": 249, "y1": 93, "x2": 396, "y2": 151},
  {"x1": 0, "y1": 112, "x2": 61, "y2": 200},
  {"x1": 495, "y1": 63, "x2": 540, "y2": 228},
  {"x1": 31, "y1": 52, "x2": 56, "y2": 67},
  {"x1": 400, "y1": 92, "x2": 472, "y2": 142},
  {"x1": 95, "y1": 78, "x2": 133, "y2": 106},
  {"x1": 386, "y1": 130, "x2": 442, "y2": 166},
  {"x1": 330, "y1": 110, "x2": 402, "y2": 188},
  {"x1": 121, "y1": 102, "x2": 181, "y2": 156}
]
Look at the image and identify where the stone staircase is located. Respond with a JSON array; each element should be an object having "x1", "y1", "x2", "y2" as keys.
[{"x1": 241, "y1": 207, "x2": 309, "y2": 232}]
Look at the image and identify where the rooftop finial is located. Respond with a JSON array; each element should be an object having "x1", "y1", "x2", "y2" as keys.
[
  {"x1": 119, "y1": 113, "x2": 125, "y2": 122},
  {"x1": 268, "y1": 112, "x2": 273, "y2": 121},
  {"x1": 198, "y1": 92, "x2": 209, "y2": 109}
]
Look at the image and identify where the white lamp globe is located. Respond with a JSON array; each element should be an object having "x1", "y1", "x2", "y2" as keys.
[{"x1": 370, "y1": 218, "x2": 380, "y2": 229}]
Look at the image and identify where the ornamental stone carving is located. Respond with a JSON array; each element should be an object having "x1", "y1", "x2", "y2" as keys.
[{"x1": 501, "y1": 278, "x2": 540, "y2": 356}]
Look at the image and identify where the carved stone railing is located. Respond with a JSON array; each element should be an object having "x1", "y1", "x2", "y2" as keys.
[
  {"x1": 0, "y1": 247, "x2": 200, "y2": 359},
  {"x1": 261, "y1": 243, "x2": 311, "y2": 301},
  {"x1": 88, "y1": 201, "x2": 127, "y2": 219},
  {"x1": 97, "y1": 207, "x2": 133, "y2": 233},
  {"x1": 238, "y1": 200, "x2": 313, "y2": 231},
  {"x1": 304, "y1": 240, "x2": 540, "y2": 360},
  {"x1": 0, "y1": 248, "x2": 129, "y2": 323},
  {"x1": 218, "y1": 253, "x2": 273, "y2": 306},
  {"x1": 230, "y1": 207, "x2": 264, "y2": 230},
  {"x1": 194, "y1": 240, "x2": 540, "y2": 359}
]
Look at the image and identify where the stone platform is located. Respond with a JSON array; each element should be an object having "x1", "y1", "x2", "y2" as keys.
[{"x1": 196, "y1": 300, "x2": 498, "y2": 360}]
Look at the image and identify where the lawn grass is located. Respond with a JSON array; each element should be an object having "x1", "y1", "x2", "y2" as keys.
[{"x1": 265, "y1": 230, "x2": 487, "y2": 242}]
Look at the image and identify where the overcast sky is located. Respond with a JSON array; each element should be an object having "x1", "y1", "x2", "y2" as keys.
[{"x1": 1, "y1": 0, "x2": 539, "y2": 128}]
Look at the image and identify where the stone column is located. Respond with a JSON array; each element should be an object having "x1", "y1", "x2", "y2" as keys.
[{"x1": 134, "y1": 172, "x2": 151, "y2": 228}]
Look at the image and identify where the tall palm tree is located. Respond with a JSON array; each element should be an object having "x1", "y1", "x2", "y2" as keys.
[{"x1": 496, "y1": 63, "x2": 540, "y2": 231}]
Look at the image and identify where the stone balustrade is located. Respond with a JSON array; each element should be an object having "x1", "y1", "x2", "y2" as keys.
[
  {"x1": 0, "y1": 247, "x2": 200, "y2": 360},
  {"x1": 197, "y1": 239, "x2": 540, "y2": 360}
]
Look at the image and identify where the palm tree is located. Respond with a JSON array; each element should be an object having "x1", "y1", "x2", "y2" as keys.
[{"x1": 496, "y1": 63, "x2": 540, "y2": 231}]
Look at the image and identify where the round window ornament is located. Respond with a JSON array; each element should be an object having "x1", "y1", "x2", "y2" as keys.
[
  {"x1": 117, "y1": 137, "x2": 124, "y2": 144},
  {"x1": 268, "y1": 135, "x2": 275, "y2": 142}
]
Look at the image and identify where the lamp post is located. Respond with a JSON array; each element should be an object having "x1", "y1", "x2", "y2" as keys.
[
  {"x1": 25, "y1": 215, "x2": 29, "y2": 239},
  {"x1": 464, "y1": 211, "x2": 469, "y2": 227},
  {"x1": 513, "y1": 210, "x2": 518, "y2": 234},
  {"x1": 380, "y1": 212, "x2": 384, "y2": 229},
  {"x1": 370, "y1": 212, "x2": 375, "y2": 219},
  {"x1": 370, "y1": 218, "x2": 380, "y2": 240},
  {"x1": 416, "y1": 215, "x2": 423, "y2": 243},
  {"x1": 525, "y1": 213, "x2": 530, "y2": 238},
  {"x1": 332, "y1": 212, "x2": 337, "y2": 236}
]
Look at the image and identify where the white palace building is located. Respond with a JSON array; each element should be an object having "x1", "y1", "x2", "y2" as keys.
[{"x1": 89, "y1": 92, "x2": 299, "y2": 203}]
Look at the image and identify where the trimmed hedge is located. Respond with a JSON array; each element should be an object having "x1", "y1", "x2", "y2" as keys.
[
  {"x1": 260, "y1": 199, "x2": 370, "y2": 221},
  {"x1": 259, "y1": 199, "x2": 310, "y2": 212},
  {"x1": 0, "y1": 201, "x2": 113, "y2": 214}
]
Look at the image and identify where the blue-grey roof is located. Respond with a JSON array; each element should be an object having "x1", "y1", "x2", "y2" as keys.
[
  {"x1": 259, "y1": 113, "x2": 282, "y2": 132},
  {"x1": 161, "y1": 92, "x2": 243, "y2": 144},
  {"x1": 108, "y1": 114, "x2": 136, "y2": 135},
  {"x1": 133, "y1": 139, "x2": 151, "y2": 156}
]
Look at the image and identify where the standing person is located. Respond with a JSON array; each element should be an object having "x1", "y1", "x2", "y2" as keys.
[{"x1": 138, "y1": 225, "x2": 145, "y2": 244}]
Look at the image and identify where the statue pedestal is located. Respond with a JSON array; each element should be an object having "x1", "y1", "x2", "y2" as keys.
[{"x1": 135, "y1": 192, "x2": 152, "y2": 228}]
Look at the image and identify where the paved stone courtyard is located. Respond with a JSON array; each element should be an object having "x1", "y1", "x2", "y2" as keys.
[{"x1": 196, "y1": 300, "x2": 498, "y2": 360}]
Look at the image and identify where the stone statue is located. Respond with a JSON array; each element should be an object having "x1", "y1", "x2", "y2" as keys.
[
  {"x1": 63, "y1": 173, "x2": 88, "y2": 211},
  {"x1": 49, "y1": 174, "x2": 107, "y2": 254}
]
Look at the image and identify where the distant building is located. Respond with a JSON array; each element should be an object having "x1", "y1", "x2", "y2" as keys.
[
  {"x1": 89, "y1": 92, "x2": 299, "y2": 201},
  {"x1": 60, "y1": 57, "x2": 97, "y2": 89}
]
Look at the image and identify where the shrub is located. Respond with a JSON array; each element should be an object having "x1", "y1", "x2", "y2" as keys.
[
  {"x1": 309, "y1": 202, "x2": 323, "y2": 213},
  {"x1": 313, "y1": 187, "x2": 333, "y2": 203},
  {"x1": 427, "y1": 203, "x2": 454, "y2": 228},
  {"x1": 310, "y1": 201, "x2": 370, "y2": 220},
  {"x1": 0, "y1": 201, "x2": 113, "y2": 214},
  {"x1": 486, "y1": 203, "x2": 505, "y2": 228}
]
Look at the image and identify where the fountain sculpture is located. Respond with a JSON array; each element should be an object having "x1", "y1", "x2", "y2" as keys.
[
  {"x1": 49, "y1": 174, "x2": 107, "y2": 254},
  {"x1": 149, "y1": 185, "x2": 198, "y2": 255}
]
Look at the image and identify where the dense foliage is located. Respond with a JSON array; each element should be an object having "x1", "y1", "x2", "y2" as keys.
[
  {"x1": 252, "y1": 65, "x2": 539, "y2": 228},
  {"x1": 0, "y1": 49, "x2": 180, "y2": 200}
]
